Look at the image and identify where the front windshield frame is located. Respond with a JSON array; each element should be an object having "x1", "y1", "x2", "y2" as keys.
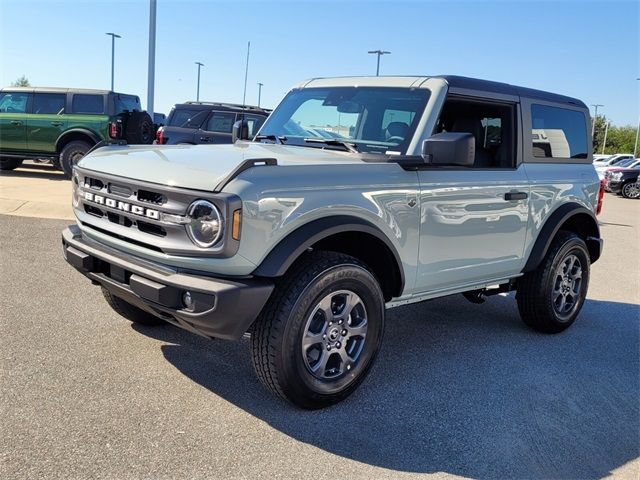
[{"x1": 256, "y1": 86, "x2": 430, "y2": 155}]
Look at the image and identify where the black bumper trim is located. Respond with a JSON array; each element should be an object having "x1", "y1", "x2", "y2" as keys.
[{"x1": 62, "y1": 225, "x2": 274, "y2": 340}]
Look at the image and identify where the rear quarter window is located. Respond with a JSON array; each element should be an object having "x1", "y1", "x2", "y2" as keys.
[
  {"x1": 72, "y1": 94, "x2": 105, "y2": 114},
  {"x1": 115, "y1": 94, "x2": 141, "y2": 113},
  {"x1": 530, "y1": 104, "x2": 588, "y2": 160}
]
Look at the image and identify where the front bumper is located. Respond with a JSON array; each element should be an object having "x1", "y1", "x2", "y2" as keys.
[
  {"x1": 606, "y1": 180, "x2": 624, "y2": 193},
  {"x1": 62, "y1": 225, "x2": 274, "y2": 340}
]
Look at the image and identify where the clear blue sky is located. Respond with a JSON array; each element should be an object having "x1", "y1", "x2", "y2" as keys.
[{"x1": 1, "y1": 0, "x2": 638, "y2": 125}]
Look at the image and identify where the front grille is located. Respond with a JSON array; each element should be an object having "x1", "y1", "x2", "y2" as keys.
[
  {"x1": 108, "y1": 183, "x2": 132, "y2": 197},
  {"x1": 138, "y1": 189, "x2": 166, "y2": 205},
  {"x1": 74, "y1": 167, "x2": 238, "y2": 257}
]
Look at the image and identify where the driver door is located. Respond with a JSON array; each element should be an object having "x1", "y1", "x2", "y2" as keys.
[{"x1": 415, "y1": 95, "x2": 530, "y2": 292}]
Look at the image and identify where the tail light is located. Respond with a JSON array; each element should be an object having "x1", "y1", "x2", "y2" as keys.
[
  {"x1": 109, "y1": 121, "x2": 119, "y2": 139},
  {"x1": 155, "y1": 126, "x2": 164, "y2": 145},
  {"x1": 596, "y1": 179, "x2": 605, "y2": 216}
]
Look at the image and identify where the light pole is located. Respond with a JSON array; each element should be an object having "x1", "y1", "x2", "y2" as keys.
[
  {"x1": 602, "y1": 121, "x2": 610, "y2": 154},
  {"x1": 105, "y1": 32, "x2": 121, "y2": 90},
  {"x1": 635, "y1": 78, "x2": 640, "y2": 157},
  {"x1": 368, "y1": 50, "x2": 390, "y2": 76},
  {"x1": 195, "y1": 62, "x2": 204, "y2": 101},
  {"x1": 147, "y1": 0, "x2": 157, "y2": 118},
  {"x1": 591, "y1": 103, "x2": 604, "y2": 138},
  {"x1": 257, "y1": 82, "x2": 263, "y2": 107}
]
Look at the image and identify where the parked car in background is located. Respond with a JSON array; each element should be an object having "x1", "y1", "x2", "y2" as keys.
[
  {"x1": 593, "y1": 154, "x2": 611, "y2": 162},
  {"x1": 153, "y1": 112, "x2": 166, "y2": 132},
  {"x1": 596, "y1": 157, "x2": 639, "y2": 179},
  {"x1": 593, "y1": 153, "x2": 635, "y2": 167},
  {"x1": 0, "y1": 87, "x2": 154, "y2": 177},
  {"x1": 155, "y1": 102, "x2": 270, "y2": 145},
  {"x1": 606, "y1": 164, "x2": 640, "y2": 198}
]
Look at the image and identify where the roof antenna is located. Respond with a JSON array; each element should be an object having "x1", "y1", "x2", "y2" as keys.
[
  {"x1": 242, "y1": 41, "x2": 250, "y2": 106},
  {"x1": 240, "y1": 41, "x2": 251, "y2": 140}
]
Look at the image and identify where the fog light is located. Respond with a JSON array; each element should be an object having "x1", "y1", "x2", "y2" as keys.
[{"x1": 182, "y1": 291, "x2": 194, "y2": 309}]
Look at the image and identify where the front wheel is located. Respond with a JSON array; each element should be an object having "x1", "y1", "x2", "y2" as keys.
[
  {"x1": 517, "y1": 231, "x2": 590, "y2": 333},
  {"x1": 621, "y1": 182, "x2": 640, "y2": 199},
  {"x1": 251, "y1": 251, "x2": 385, "y2": 409}
]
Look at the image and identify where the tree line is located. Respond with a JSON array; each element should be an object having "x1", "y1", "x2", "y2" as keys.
[{"x1": 592, "y1": 116, "x2": 637, "y2": 156}]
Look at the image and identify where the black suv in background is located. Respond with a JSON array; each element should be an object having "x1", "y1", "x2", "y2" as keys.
[{"x1": 155, "y1": 102, "x2": 270, "y2": 145}]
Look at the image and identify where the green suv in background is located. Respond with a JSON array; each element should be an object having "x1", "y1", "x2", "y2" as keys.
[{"x1": 0, "y1": 87, "x2": 154, "y2": 177}]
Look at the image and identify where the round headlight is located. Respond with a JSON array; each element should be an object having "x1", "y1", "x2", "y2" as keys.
[{"x1": 186, "y1": 200, "x2": 223, "y2": 248}]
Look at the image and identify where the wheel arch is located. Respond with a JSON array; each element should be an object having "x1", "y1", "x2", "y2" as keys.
[
  {"x1": 56, "y1": 129, "x2": 100, "y2": 153},
  {"x1": 252, "y1": 216, "x2": 405, "y2": 301},
  {"x1": 523, "y1": 202, "x2": 602, "y2": 273}
]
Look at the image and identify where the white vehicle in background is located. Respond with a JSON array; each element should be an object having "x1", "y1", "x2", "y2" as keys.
[
  {"x1": 593, "y1": 154, "x2": 635, "y2": 167},
  {"x1": 593, "y1": 154, "x2": 611, "y2": 163},
  {"x1": 596, "y1": 158, "x2": 640, "y2": 180}
]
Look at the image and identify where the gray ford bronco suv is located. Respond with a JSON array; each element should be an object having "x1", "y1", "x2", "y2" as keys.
[{"x1": 62, "y1": 76, "x2": 604, "y2": 409}]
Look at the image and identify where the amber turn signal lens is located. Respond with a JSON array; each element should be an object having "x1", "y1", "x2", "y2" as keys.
[{"x1": 232, "y1": 209, "x2": 242, "y2": 240}]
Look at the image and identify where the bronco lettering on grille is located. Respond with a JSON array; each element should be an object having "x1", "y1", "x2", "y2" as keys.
[{"x1": 84, "y1": 192, "x2": 160, "y2": 220}]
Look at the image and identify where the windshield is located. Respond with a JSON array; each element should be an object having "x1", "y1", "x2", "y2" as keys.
[{"x1": 257, "y1": 87, "x2": 430, "y2": 154}]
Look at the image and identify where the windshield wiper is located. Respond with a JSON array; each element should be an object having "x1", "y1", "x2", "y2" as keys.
[
  {"x1": 303, "y1": 138, "x2": 359, "y2": 153},
  {"x1": 254, "y1": 134, "x2": 287, "y2": 145}
]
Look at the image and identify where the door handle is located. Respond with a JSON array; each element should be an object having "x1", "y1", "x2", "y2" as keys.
[
  {"x1": 50, "y1": 121, "x2": 63, "y2": 126},
  {"x1": 199, "y1": 137, "x2": 210, "y2": 142},
  {"x1": 10, "y1": 120, "x2": 22, "y2": 125},
  {"x1": 504, "y1": 192, "x2": 528, "y2": 201}
]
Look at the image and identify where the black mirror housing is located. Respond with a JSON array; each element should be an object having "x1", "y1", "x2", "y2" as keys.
[
  {"x1": 422, "y1": 132, "x2": 475, "y2": 166},
  {"x1": 232, "y1": 120, "x2": 250, "y2": 143}
]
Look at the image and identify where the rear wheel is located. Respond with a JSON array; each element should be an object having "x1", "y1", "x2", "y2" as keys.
[
  {"x1": 0, "y1": 157, "x2": 22, "y2": 171},
  {"x1": 60, "y1": 140, "x2": 91, "y2": 178},
  {"x1": 517, "y1": 231, "x2": 590, "y2": 333},
  {"x1": 102, "y1": 288, "x2": 165, "y2": 326},
  {"x1": 621, "y1": 182, "x2": 640, "y2": 199},
  {"x1": 251, "y1": 251, "x2": 385, "y2": 409}
]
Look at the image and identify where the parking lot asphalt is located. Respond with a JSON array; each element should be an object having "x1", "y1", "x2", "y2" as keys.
[{"x1": 1, "y1": 180, "x2": 639, "y2": 479}]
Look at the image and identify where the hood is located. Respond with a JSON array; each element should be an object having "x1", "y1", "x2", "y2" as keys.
[{"x1": 77, "y1": 142, "x2": 364, "y2": 191}]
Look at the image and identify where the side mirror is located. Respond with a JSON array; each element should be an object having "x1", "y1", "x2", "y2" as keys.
[
  {"x1": 422, "y1": 132, "x2": 475, "y2": 166},
  {"x1": 232, "y1": 120, "x2": 250, "y2": 143}
]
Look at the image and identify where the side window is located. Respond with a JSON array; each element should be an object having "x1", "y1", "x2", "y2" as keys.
[
  {"x1": 0, "y1": 92, "x2": 29, "y2": 113},
  {"x1": 72, "y1": 94, "x2": 105, "y2": 114},
  {"x1": 167, "y1": 109, "x2": 208, "y2": 128},
  {"x1": 33, "y1": 93, "x2": 66, "y2": 115},
  {"x1": 205, "y1": 112, "x2": 235, "y2": 133},
  {"x1": 437, "y1": 97, "x2": 516, "y2": 168},
  {"x1": 531, "y1": 104, "x2": 588, "y2": 159}
]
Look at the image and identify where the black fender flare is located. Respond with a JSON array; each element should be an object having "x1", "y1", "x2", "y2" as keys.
[
  {"x1": 55, "y1": 129, "x2": 101, "y2": 151},
  {"x1": 252, "y1": 215, "x2": 405, "y2": 295},
  {"x1": 522, "y1": 203, "x2": 602, "y2": 273}
]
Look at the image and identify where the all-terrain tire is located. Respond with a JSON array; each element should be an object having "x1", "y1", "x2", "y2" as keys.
[
  {"x1": 125, "y1": 112, "x2": 154, "y2": 144},
  {"x1": 0, "y1": 158, "x2": 23, "y2": 171},
  {"x1": 517, "y1": 231, "x2": 590, "y2": 333},
  {"x1": 60, "y1": 140, "x2": 92, "y2": 178},
  {"x1": 251, "y1": 251, "x2": 385, "y2": 409},
  {"x1": 102, "y1": 288, "x2": 165, "y2": 326}
]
